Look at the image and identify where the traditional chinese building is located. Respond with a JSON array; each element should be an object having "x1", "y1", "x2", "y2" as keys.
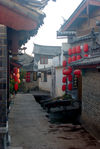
[
  {"x1": 57, "y1": 0, "x2": 100, "y2": 139},
  {"x1": 0, "y1": 0, "x2": 53, "y2": 147}
]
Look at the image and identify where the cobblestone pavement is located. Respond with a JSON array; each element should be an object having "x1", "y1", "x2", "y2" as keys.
[{"x1": 8, "y1": 94, "x2": 100, "y2": 149}]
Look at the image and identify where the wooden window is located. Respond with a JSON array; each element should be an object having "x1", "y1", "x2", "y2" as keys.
[{"x1": 40, "y1": 57, "x2": 48, "y2": 64}]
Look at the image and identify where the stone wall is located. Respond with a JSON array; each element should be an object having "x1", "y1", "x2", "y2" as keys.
[
  {"x1": 39, "y1": 74, "x2": 51, "y2": 92},
  {"x1": 82, "y1": 69, "x2": 100, "y2": 139}
]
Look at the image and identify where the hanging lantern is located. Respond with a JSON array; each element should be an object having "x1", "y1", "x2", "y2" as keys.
[
  {"x1": 16, "y1": 73, "x2": 20, "y2": 79},
  {"x1": 17, "y1": 68, "x2": 20, "y2": 73},
  {"x1": 76, "y1": 46, "x2": 81, "y2": 53},
  {"x1": 62, "y1": 76, "x2": 67, "y2": 83},
  {"x1": 68, "y1": 57, "x2": 72, "y2": 64},
  {"x1": 62, "y1": 68, "x2": 66, "y2": 75},
  {"x1": 62, "y1": 84, "x2": 66, "y2": 91},
  {"x1": 68, "y1": 75, "x2": 72, "y2": 82},
  {"x1": 63, "y1": 60, "x2": 67, "y2": 67},
  {"x1": 14, "y1": 83, "x2": 18, "y2": 91},
  {"x1": 13, "y1": 67, "x2": 18, "y2": 74},
  {"x1": 76, "y1": 75, "x2": 80, "y2": 78},
  {"x1": 26, "y1": 78, "x2": 30, "y2": 82},
  {"x1": 83, "y1": 43, "x2": 88, "y2": 52},
  {"x1": 72, "y1": 47, "x2": 76, "y2": 54},
  {"x1": 18, "y1": 79, "x2": 20, "y2": 84},
  {"x1": 74, "y1": 69, "x2": 81, "y2": 76},
  {"x1": 68, "y1": 48, "x2": 72, "y2": 55},
  {"x1": 76, "y1": 55, "x2": 81, "y2": 60},
  {"x1": 64, "y1": 69, "x2": 72, "y2": 75},
  {"x1": 84, "y1": 54, "x2": 88, "y2": 57},
  {"x1": 14, "y1": 76, "x2": 18, "y2": 82},
  {"x1": 68, "y1": 66, "x2": 72, "y2": 73},
  {"x1": 68, "y1": 83, "x2": 72, "y2": 90},
  {"x1": 72, "y1": 56, "x2": 76, "y2": 62}
]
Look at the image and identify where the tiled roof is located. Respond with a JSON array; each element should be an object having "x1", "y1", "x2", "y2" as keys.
[
  {"x1": 33, "y1": 44, "x2": 61, "y2": 56},
  {"x1": 71, "y1": 55, "x2": 100, "y2": 67}
]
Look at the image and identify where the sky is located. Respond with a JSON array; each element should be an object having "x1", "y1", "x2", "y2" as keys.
[{"x1": 25, "y1": 0, "x2": 83, "y2": 55}]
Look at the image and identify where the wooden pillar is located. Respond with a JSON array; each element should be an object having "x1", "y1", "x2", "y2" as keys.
[{"x1": 0, "y1": 24, "x2": 7, "y2": 148}]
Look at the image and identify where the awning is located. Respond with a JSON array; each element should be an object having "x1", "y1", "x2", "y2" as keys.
[{"x1": 0, "y1": 0, "x2": 46, "y2": 31}]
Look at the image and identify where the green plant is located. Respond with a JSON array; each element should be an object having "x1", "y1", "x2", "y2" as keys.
[{"x1": 10, "y1": 79, "x2": 15, "y2": 94}]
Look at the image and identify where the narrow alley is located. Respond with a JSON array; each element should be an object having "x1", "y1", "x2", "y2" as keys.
[{"x1": 8, "y1": 94, "x2": 100, "y2": 149}]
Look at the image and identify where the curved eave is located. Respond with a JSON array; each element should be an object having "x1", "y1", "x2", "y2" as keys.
[
  {"x1": 0, "y1": 0, "x2": 45, "y2": 31},
  {"x1": 60, "y1": 0, "x2": 100, "y2": 32}
]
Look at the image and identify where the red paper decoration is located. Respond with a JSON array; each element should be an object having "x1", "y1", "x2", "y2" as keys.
[
  {"x1": 76, "y1": 55, "x2": 81, "y2": 60},
  {"x1": 13, "y1": 67, "x2": 18, "y2": 74},
  {"x1": 72, "y1": 56, "x2": 76, "y2": 62},
  {"x1": 68, "y1": 57, "x2": 72, "y2": 64},
  {"x1": 84, "y1": 54, "x2": 88, "y2": 57},
  {"x1": 68, "y1": 66, "x2": 72, "y2": 73},
  {"x1": 62, "y1": 68, "x2": 66, "y2": 75},
  {"x1": 84, "y1": 43, "x2": 88, "y2": 52},
  {"x1": 18, "y1": 79, "x2": 20, "y2": 84},
  {"x1": 64, "y1": 69, "x2": 72, "y2": 75},
  {"x1": 76, "y1": 46, "x2": 81, "y2": 53},
  {"x1": 72, "y1": 47, "x2": 76, "y2": 54},
  {"x1": 68, "y1": 83, "x2": 72, "y2": 90},
  {"x1": 17, "y1": 68, "x2": 19, "y2": 73},
  {"x1": 16, "y1": 73, "x2": 20, "y2": 79},
  {"x1": 68, "y1": 75, "x2": 72, "y2": 82},
  {"x1": 26, "y1": 78, "x2": 30, "y2": 82},
  {"x1": 62, "y1": 76, "x2": 67, "y2": 83},
  {"x1": 74, "y1": 69, "x2": 81, "y2": 76},
  {"x1": 14, "y1": 76, "x2": 18, "y2": 82},
  {"x1": 14, "y1": 83, "x2": 18, "y2": 91},
  {"x1": 63, "y1": 60, "x2": 67, "y2": 67},
  {"x1": 68, "y1": 48, "x2": 72, "y2": 55},
  {"x1": 62, "y1": 85, "x2": 66, "y2": 91}
]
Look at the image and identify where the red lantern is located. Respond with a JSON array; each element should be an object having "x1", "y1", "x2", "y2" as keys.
[
  {"x1": 72, "y1": 47, "x2": 76, "y2": 54},
  {"x1": 76, "y1": 55, "x2": 81, "y2": 60},
  {"x1": 64, "y1": 69, "x2": 71, "y2": 75},
  {"x1": 76, "y1": 75, "x2": 80, "y2": 78},
  {"x1": 68, "y1": 57, "x2": 72, "y2": 64},
  {"x1": 18, "y1": 79, "x2": 20, "y2": 84},
  {"x1": 68, "y1": 83, "x2": 72, "y2": 90},
  {"x1": 26, "y1": 78, "x2": 30, "y2": 82},
  {"x1": 76, "y1": 46, "x2": 81, "y2": 53},
  {"x1": 62, "y1": 76, "x2": 67, "y2": 83},
  {"x1": 27, "y1": 72, "x2": 30, "y2": 75},
  {"x1": 68, "y1": 48, "x2": 72, "y2": 55},
  {"x1": 13, "y1": 67, "x2": 18, "y2": 74},
  {"x1": 72, "y1": 56, "x2": 76, "y2": 62},
  {"x1": 62, "y1": 85, "x2": 66, "y2": 91},
  {"x1": 62, "y1": 68, "x2": 66, "y2": 75},
  {"x1": 14, "y1": 76, "x2": 18, "y2": 82},
  {"x1": 16, "y1": 73, "x2": 20, "y2": 79},
  {"x1": 63, "y1": 60, "x2": 67, "y2": 67},
  {"x1": 84, "y1": 43, "x2": 88, "y2": 52},
  {"x1": 68, "y1": 66, "x2": 72, "y2": 73},
  {"x1": 14, "y1": 83, "x2": 18, "y2": 91},
  {"x1": 17, "y1": 68, "x2": 19, "y2": 73},
  {"x1": 74, "y1": 69, "x2": 81, "y2": 76},
  {"x1": 84, "y1": 54, "x2": 88, "y2": 57},
  {"x1": 68, "y1": 75, "x2": 72, "y2": 82}
]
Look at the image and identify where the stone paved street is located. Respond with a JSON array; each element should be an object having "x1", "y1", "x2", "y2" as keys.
[{"x1": 8, "y1": 94, "x2": 100, "y2": 149}]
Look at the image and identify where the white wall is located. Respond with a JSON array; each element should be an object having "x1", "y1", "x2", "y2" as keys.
[
  {"x1": 39, "y1": 74, "x2": 51, "y2": 92},
  {"x1": 55, "y1": 67, "x2": 64, "y2": 97}
]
